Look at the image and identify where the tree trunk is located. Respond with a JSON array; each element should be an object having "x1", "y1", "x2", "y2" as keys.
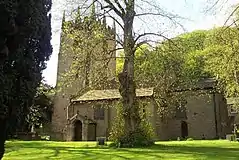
[
  {"x1": 119, "y1": 54, "x2": 140, "y2": 133},
  {"x1": 118, "y1": 0, "x2": 141, "y2": 134},
  {"x1": 0, "y1": 118, "x2": 7, "y2": 160}
]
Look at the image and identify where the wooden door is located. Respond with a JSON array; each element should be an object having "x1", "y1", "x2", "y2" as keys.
[
  {"x1": 74, "y1": 120, "x2": 82, "y2": 141},
  {"x1": 87, "y1": 123, "x2": 96, "y2": 141}
]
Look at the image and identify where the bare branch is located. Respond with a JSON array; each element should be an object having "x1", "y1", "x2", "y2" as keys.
[
  {"x1": 136, "y1": 12, "x2": 181, "y2": 19},
  {"x1": 134, "y1": 32, "x2": 168, "y2": 44},
  {"x1": 114, "y1": 0, "x2": 125, "y2": 15},
  {"x1": 204, "y1": 0, "x2": 220, "y2": 13},
  {"x1": 134, "y1": 39, "x2": 158, "y2": 51},
  {"x1": 75, "y1": 0, "x2": 99, "y2": 16},
  {"x1": 224, "y1": 5, "x2": 239, "y2": 26},
  {"x1": 133, "y1": 32, "x2": 184, "y2": 52},
  {"x1": 103, "y1": 0, "x2": 123, "y2": 18},
  {"x1": 135, "y1": 11, "x2": 187, "y2": 30},
  {"x1": 98, "y1": 12, "x2": 124, "y2": 30},
  {"x1": 133, "y1": 0, "x2": 187, "y2": 32},
  {"x1": 221, "y1": 19, "x2": 239, "y2": 33}
]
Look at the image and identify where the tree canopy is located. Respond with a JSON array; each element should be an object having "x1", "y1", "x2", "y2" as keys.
[{"x1": 116, "y1": 27, "x2": 239, "y2": 105}]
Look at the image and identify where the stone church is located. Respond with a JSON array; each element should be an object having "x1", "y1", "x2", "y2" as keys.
[{"x1": 51, "y1": 10, "x2": 233, "y2": 141}]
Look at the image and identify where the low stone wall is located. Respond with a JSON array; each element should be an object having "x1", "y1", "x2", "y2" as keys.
[{"x1": 15, "y1": 132, "x2": 41, "y2": 141}]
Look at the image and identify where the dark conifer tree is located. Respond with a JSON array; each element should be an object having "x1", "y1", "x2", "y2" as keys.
[{"x1": 0, "y1": 0, "x2": 52, "y2": 159}]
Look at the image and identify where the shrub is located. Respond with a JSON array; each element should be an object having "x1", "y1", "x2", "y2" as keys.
[{"x1": 109, "y1": 102, "x2": 155, "y2": 147}]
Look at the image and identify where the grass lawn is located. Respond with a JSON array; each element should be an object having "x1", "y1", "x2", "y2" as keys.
[{"x1": 3, "y1": 140, "x2": 239, "y2": 160}]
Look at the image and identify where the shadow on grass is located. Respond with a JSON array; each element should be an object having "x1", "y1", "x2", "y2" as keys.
[
  {"x1": 121, "y1": 144, "x2": 239, "y2": 160},
  {"x1": 5, "y1": 142, "x2": 133, "y2": 160},
  {"x1": 4, "y1": 141, "x2": 239, "y2": 160}
]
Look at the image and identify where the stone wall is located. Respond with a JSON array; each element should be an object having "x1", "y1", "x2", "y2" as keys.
[
  {"x1": 53, "y1": 84, "x2": 229, "y2": 141},
  {"x1": 154, "y1": 91, "x2": 228, "y2": 140},
  {"x1": 66, "y1": 102, "x2": 111, "y2": 140},
  {"x1": 186, "y1": 93, "x2": 216, "y2": 139}
]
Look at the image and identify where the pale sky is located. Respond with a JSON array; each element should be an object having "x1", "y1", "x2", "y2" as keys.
[{"x1": 43, "y1": 0, "x2": 239, "y2": 87}]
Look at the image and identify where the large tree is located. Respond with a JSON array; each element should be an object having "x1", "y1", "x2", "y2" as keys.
[
  {"x1": 61, "y1": 0, "x2": 183, "y2": 147},
  {"x1": 0, "y1": 0, "x2": 52, "y2": 159}
]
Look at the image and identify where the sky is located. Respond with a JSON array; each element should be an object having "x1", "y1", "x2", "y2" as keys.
[{"x1": 43, "y1": 0, "x2": 239, "y2": 87}]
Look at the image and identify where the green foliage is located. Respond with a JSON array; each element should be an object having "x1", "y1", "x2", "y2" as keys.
[
  {"x1": 108, "y1": 102, "x2": 124, "y2": 142},
  {"x1": 134, "y1": 30, "x2": 209, "y2": 89},
  {"x1": 26, "y1": 83, "x2": 54, "y2": 130},
  {"x1": 203, "y1": 27, "x2": 239, "y2": 97},
  {"x1": 109, "y1": 101, "x2": 155, "y2": 147},
  {"x1": 176, "y1": 27, "x2": 239, "y2": 97},
  {"x1": 115, "y1": 127, "x2": 154, "y2": 148}
]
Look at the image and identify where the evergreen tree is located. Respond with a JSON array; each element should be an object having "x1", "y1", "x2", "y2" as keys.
[{"x1": 0, "y1": 0, "x2": 52, "y2": 159}]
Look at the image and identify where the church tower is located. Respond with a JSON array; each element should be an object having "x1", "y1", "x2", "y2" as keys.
[{"x1": 51, "y1": 5, "x2": 117, "y2": 140}]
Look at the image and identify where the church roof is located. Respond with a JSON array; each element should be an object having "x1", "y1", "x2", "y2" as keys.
[{"x1": 72, "y1": 88, "x2": 154, "y2": 102}]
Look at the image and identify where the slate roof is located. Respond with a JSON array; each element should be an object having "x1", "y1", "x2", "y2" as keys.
[{"x1": 72, "y1": 88, "x2": 154, "y2": 102}]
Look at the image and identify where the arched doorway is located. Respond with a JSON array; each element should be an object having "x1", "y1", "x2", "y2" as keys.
[
  {"x1": 181, "y1": 121, "x2": 188, "y2": 138},
  {"x1": 74, "y1": 120, "x2": 82, "y2": 141}
]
